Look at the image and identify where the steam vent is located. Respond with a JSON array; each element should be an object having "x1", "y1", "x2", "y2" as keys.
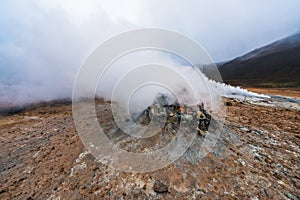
[{"x1": 136, "y1": 95, "x2": 212, "y2": 135}]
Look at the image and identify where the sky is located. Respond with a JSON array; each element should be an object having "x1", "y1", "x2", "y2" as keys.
[{"x1": 0, "y1": 0, "x2": 300, "y2": 104}]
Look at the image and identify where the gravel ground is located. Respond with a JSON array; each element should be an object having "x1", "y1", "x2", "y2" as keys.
[{"x1": 0, "y1": 98, "x2": 299, "y2": 199}]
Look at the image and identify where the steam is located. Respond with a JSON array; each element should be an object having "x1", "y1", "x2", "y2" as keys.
[
  {"x1": 0, "y1": 0, "x2": 133, "y2": 105},
  {"x1": 96, "y1": 50, "x2": 269, "y2": 114},
  {"x1": 1, "y1": 0, "x2": 295, "y2": 106}
]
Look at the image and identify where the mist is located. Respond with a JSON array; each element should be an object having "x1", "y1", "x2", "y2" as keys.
[
  {"x1": 0, "y1": 0, "x2": 299, "y2": 106},
  {"x1": 95, "y1": 50, "x2": 268, "y2": 114},
  {"x1": 0, "y1": 0, "x2": 133, "y2": 105}
]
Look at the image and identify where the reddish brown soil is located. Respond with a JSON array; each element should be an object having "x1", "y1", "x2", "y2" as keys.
[
  {"x1": 0, "y1": 99, "x2": 299, "y2": 199},
  {"x1": 247, "y1": 87, "x2": 300, "y2": 99}
]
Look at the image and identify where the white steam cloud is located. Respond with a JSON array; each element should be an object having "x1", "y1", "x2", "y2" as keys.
[
  {"x1": 1, "y1": 0, "x2": 297, "y2": 106},
  {"x1": 0, "y1": 0, "x2": 133, "y2": 105},
  {"x1": 96, "y1": 50, "x2": 268, "y2": 114}
]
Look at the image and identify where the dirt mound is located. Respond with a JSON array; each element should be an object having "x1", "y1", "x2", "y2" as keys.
[{"x1": 0, "y1": 98, "x2": 299, "y2": 199}]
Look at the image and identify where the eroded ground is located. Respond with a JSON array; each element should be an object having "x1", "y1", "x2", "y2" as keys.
[{"x1": 0, "y1": 98, "x2": 299, "y2": 199}]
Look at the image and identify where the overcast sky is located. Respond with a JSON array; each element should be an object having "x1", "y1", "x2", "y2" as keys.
[{"x1": 0, "y1": 0, "x2": 300, "y2": 103}]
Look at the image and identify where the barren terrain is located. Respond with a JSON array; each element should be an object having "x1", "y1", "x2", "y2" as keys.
[{"x1": 0, "y1": 97, "x2": 299, "y2": 199}]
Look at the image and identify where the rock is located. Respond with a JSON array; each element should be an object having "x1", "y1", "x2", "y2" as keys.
[
  {"x1": 237, "y1": 158, "x2": 246, "y2": 166},
  {"x1": 225, "y1": 101, "x2": 233, "y2": 106},
  {"x1": 153, "y1": 181, "x2": 168, "y2": 193},
  {"x1": 284, "y1": 192, "x2": 298, "y2": 200},
  {"x1": 135, "y1": 95, "x2": 212, "y2": 133},
  {"x1": 240, "y1": 127, "x2": 250, "y2": 132},
  {"x1": 183, "y1": 114, "x2": 193, "y2": 121},
  {"x1": 0, "y1": 189, "x2": 12, "y2": 200}
]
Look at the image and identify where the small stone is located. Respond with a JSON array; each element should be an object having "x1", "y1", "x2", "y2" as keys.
[
  {"x1": 183, "y1": 114, "x2": 193, "y2": 121},
  {"x1": 284, "y1": 192, "x2": 298, "y2": 200},
  {"x1": 225, "y1": 101, "x2": 233, "y2": 106},
  {"x1": 240, "y1": 127, "x2": 250, "y2": 132},
  {"x1": 277, "y1": 180, "x2": 284, "y2": 185},
  {"x1": 238, "y1": 158, "x2": 246, "y2": 166},
  {"x1": 153, "y1": 181, "x2": 168, "y2": 193},
  {"x1": 251, "y1": 130, "x2": 261, "y2": 135}
]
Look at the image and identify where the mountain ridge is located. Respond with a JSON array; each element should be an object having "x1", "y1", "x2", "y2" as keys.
[{"x1": 218, "y1": 32, "x2": 300, "y2": 87}]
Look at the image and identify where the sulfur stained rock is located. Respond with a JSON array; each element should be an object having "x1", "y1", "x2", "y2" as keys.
[{"x1": 136, "y1": 94, "x2": 212, "y2": 134}]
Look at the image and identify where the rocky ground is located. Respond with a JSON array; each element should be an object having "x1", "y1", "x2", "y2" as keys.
[
  {"x1": 0, "y1": 97, "x2": 299, "y2": 199},
  {"x1": 247, "y1": 88, "x2": 300, "y2": 99}
]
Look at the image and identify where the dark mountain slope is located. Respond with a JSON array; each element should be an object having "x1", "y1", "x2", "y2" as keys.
[{"x1": 219, "y1": 32, "x2": 300, "y2": 87}]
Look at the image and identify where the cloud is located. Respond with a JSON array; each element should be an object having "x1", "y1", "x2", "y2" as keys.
[
  {"x1": 0, "y1": 0, "x2": 298, "y2": 105},
  {"x1": 0, "y1": 0, "x2": 133, "y2": 104},
  {"x1": 137, "y1": 0, "x2": 300, "y2": 61}
]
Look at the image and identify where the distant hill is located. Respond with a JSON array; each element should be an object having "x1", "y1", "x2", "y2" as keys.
[{"x1": 218, "y1": 32, "x2": 300, "y2": 88}]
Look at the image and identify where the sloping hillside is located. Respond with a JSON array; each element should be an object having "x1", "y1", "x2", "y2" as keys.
[{"x1": 219, "y1": 32, "x2": 300, "y2": 87}]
